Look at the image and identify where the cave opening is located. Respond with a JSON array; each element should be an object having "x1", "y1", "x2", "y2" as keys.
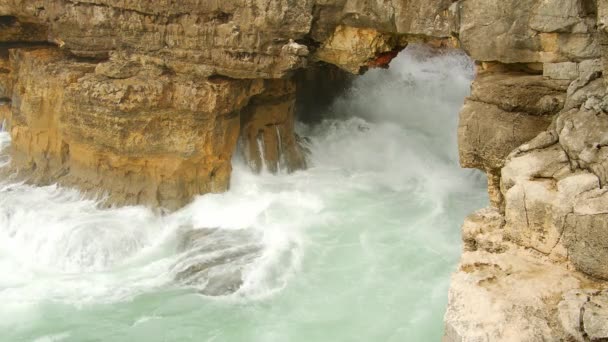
[
  {"x1": 0, "y1": 16, "x2": 17, "y2": 27},
  {"x1": 294, "y1": 62, "x2": 355, "y2": 124},
  {"x1": 294, "y1": 44, "x2": 475, "y2": 125},
  {"x1": 292, "y1": 44, "x2": 477, "y2": 164}
]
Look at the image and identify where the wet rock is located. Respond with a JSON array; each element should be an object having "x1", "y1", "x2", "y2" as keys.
[
  {"x1": 6, "y1": 48, "x2": 270, "y2": 209},
  {"x1": 240, "y1": 79, "x2": 307, "y2": 174},
  {"x1": 0, "y1": 51, "x2": 11, "y2": 100},
  {"x1": 0, "y1": 104, "x2": 9, "y2": 129},
  {"x1": 0, "y1": 16, "x2": 47, "y2": 43},
  {"x1": 172, "y1": 228, "x2": 263, "y2": 296}
]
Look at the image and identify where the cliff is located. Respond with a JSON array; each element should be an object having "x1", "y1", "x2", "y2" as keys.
[{"x1": 1, "y1": 0, "x2": 608, "y2": 340}]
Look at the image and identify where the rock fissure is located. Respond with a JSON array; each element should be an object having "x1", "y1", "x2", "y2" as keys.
[
  {"x1": 523, "y1": 187, "x2": 532, "y2": 229},
  {"x1": 580, "y1": 294, "x2": 591, "y2": 341}
]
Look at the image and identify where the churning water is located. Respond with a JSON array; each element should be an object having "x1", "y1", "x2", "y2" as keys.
[{"x1": 0, "y1": 46, "x2": 487, "y2": 341}]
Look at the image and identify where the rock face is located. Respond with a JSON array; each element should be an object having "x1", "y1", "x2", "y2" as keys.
[
  {"x1": 7, "y1": 48, "x2": 267, "y2": 208},
  {"x1": 1, "y1": 0, "x2": 454, "y2": 208},
  {"x1": 240, "y1": 79, "x2": 307, "y2": 173},
  {"x1": 446, "y1": 208, "x2": 608, "y2": 342},
  {"x1": 445, "y1": 0, "x2": 608, "y2": 335},
  {"x1": 1, "y1": 0, "x2": 608, "y2": 339}
]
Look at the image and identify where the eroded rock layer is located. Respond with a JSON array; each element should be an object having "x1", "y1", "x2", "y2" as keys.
[
  {"x1": 6, "y1": 47, "x2": 268, "y2": 208},
  {"x1": 444, "y1": 1, "x2": 608, "y2": 339},
  {"x1": 2, "y1": 0, "x2": 449, "y2": 208},
  {"x1": 1, "y1": 0, "x2": 608, "y2": 339}
]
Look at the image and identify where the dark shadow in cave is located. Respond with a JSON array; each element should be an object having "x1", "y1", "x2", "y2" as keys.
[
  {"x1": 0, "y1": 16, "x2": 18, "y2": 27},
  {"x1": 294, "y1": 62, "x2": 355, "y2": 124},
  {"x1": 294, "y1": 44, "x2": 475, "y2": 127}
]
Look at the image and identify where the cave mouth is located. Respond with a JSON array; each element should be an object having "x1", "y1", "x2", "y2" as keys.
[
  {"x1": 292, "y1": 44, "x2": 477, "y2": 166},
  {"x1": 294, "y1": 44, "x2": 475, "y2": 126},
  {"x1": 0, "y1": 16, "x2": 17, "y2": 27}
]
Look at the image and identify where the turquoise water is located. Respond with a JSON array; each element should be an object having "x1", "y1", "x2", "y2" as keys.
[{"x1": 0, "y1": 46, "x2": 487, "y2": 342}]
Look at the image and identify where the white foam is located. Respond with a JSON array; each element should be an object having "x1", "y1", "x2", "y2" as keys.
[{"x1": 32, "y1": 332, "x2": 71, "y2": 342}]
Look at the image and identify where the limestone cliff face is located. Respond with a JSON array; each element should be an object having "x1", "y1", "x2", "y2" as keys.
[
  {"x1": 0, "y1": 0, "x2": 455, "y2": 208},
  {"x1": 4, "y1": 47, "x2": 267, "y2": 208},
  {"x1": 447, "y1": 2, "x2": 608, "y2": 341},
  {"x1": 1, "y1": 0, "x2": 608, "y2": 339}
]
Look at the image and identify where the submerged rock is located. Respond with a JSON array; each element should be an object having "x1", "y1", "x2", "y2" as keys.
[{"x1": 171, "y1": 228, "x2": 263, "y2": 296}]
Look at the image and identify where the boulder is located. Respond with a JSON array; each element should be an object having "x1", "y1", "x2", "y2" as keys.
[{"x1": 172, "y1": 228, "x2": 263, "y2": 296}]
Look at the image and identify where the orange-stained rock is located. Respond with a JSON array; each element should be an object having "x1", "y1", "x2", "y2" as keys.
[
  {"x1": 7, "y1": 47, "x2": 266, "y2": 209},
  {"x1": 240, "y1": 79, "x2": 306, "y2": 173},
  {"x1": 0, "y1": 104, "x2": 9, "y2": 126},
  {"x1": 315, "y1": 25, "x2": 408, "y2": 74}
]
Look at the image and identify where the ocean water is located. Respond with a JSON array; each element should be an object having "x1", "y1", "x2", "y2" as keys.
[{"x1": 0, "y1": 46, "x2": 487, "y2": 342}]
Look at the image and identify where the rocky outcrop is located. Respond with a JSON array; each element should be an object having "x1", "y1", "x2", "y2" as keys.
[
  {"x1": 459, "y1": 0, "x2": 600, "y2": 64},
  {"x1": 2, "y1": 0, "x2": 602, "y2": 209},
  {"x1": 458, "y1": 70, "x2": 571, "y2": 207},
  {"x1": 314, "y1": 25, "x2": 408, "y2": 73},
  {"x1": 446, "y1": 208, "x2": 608, "y2": 342},
  {"x1": 2, "y1": 0, "x2": 446, "y2": 208},
  {"x1": 446, "y1": 0, "x2": 608, "y2": 336},
  {"x1": 172, "y1": 227, "x2": 263, "y2": 296},
  {"x1": 1, "y1": 0, "x2": 608, "y2": 339},
  {"x1": 7, "y1": 48, "x2": 267, "y2": 208},
  {"x1": 497, "y1": 74, "x2": 608, "y2": 277}
]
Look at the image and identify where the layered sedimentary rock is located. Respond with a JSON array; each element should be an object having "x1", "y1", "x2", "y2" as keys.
[
  {"x1": 6, "y1": 47, "x2": 267, "y2": 208},
  {"x1": 240, "y1": 79, "x2": 307, "y2": 174},
  {"x1": 2, "y1": 0, "x2": 608, "y2": 339},
  {"x1": 445, "y1": 208, "x2": 608, "y2": 341},
  {"x1": 446, "y1": 1, "x2": 608, "y2": 340},
  {"x1": 2, "y1": 0, "x2": 449, "y2": 208}
]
